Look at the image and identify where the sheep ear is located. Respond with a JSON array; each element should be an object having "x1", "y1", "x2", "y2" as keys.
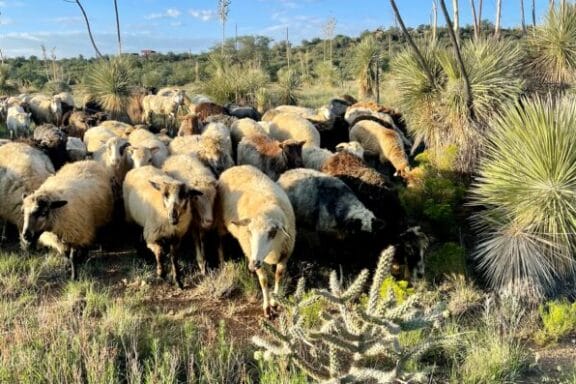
[
  {"x1": 335, "y1": 143, "x2": 345, "y2": 152},
  {"x1": 21, "y1": 192, "x2": 29, "y2": 200},
  {"x1": 149, "y1": 180, "x2": 162, "y2": 191},
  {"x1": 50, "y1": 200, "x2": 68, "y2": 209},
  {"x1": 232, "y1": 218, "x2": 251, "y2": 227},
  {"x1": 187, "y1": 188, "x2": 203, "y2": 198},
  {"x1": 280, "y1": 225, "x2": 291, "y2": 240},
  {"x1": 149, "y1": 146, "x2": 160, "y2": 154},
  {"x1": 278, "y1": 142, "x2": 285, "y2": 149},
  {"x1": 297, "y1": 140, "x2": 306, "y2": 147}
]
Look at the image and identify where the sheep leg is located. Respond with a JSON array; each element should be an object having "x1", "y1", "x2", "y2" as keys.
[
  {"x1": 169, "y1": 242, "x2": 184, "y2": 290},
  {"x1": 194, "y1": 231, "x2": 206, "y2": 275},
  {"x1": 68, "y1": 248, "x2": 78, "y2": 280},
  {"x1": 270, "y1": 261, "x2": 286, "y2": 312},
  {"x1": 255, "y1": 267, "x2": 273, "y2": 319},
  {"x1": 147, "y1": 242, "x2": 166, "y2": 280}
]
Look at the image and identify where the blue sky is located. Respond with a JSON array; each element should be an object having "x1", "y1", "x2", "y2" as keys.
[{"x1": 0, "y1": 0, "x2": 550, "y2": 58}]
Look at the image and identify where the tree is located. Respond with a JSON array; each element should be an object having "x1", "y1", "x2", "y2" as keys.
[
  {"x1": 64, "y1": 0, "x2": 104, "y2": 58},
  {"x1": 218, "y1": 0, "x2": 231, "y2": 57},
  {"x1": 521, "y1": 0, "x2": 527, "y2": 34}
]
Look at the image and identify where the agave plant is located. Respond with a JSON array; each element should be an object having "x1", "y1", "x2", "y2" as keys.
[
  {"x1": 276, "y1": 68, "x2": 300, "y2": 105},
  {"x1": 527, "y1": 3, "x2": 576, "y2": 88},
  {"x1": 82, "y1": 56, "x2": 133, "y2": 119},
  {"x1": 349, "y1": 35, "x2": 381, "y2": 100},
  {"x1": 470, "y1": 96, "x2": 576, "y2": 298}
]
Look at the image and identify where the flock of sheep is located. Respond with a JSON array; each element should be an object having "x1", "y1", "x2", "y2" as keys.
[{"x1": 0, "y1": 88, "x2": 427, "y2": 318}]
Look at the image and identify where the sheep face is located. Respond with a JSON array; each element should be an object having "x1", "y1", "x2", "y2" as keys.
[
  {"x1": 50, "y1": 97, "x2": 62, "y2": 118},
  {"x1": 344, "y1": 205, "x2": 376, "y2": 235},
  {"x1": 128, "y1": 146, "x2": 156, "y2": 168},
  {"x1": 177, "y1": 114, "x2": 201, "y2": 136},
  {"x1": 20, "y1": 194, "x2": 67, "y2": 249},
  {"x1": 233, "y1": 216, "x2": 287, "y2": 272},
  {"x1": 194, "y1": 182, "x2": 217, "y2": 230},
  {"x1": 103, "y1": 137, "x2": 130, "y2": 170},
  {"x1": 149, "y1": 178, "x2": 201, "y2": 226},
  {"x1": 279, "y1": 139, "x2": 305, "y2": 168}
]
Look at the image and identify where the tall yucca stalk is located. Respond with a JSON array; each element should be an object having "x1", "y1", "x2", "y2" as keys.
[
  {"x1": 83, "y1": 56, "x2": 133, "y2": 118},
  {"x1": 350, "y1": 35, "x2": 380, "y2": 100},
  {"x1": 528, "y1": 3, "x2": 576, "y2": 86},
  {"x1": 471, "y1": 96, "x2": 576, "y2": 298}
]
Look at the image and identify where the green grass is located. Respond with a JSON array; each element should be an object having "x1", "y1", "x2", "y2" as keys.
[{"x1": 535, "y1": 299, "x2": 576, "y2": 345}]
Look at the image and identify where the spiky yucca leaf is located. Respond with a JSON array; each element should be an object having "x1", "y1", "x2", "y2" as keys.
[
  {"x1": 387, "y1": 45, "x2": 444, "y2": 152},
  {"x1": 471, "y1": 96, "x2": 576, "y2": 297},
  {"x1": 83, "y1": 57, "x2": 133, "y2": 117},
  {"x1": 277, "y1": 68, "x2": 300, "y2": 105},
  {"x1": 439, "y1": 38, "x2": 525, "y2": 125},
  {"x1": 528, "y1": 4, "x2": 576, "y2": 86}
]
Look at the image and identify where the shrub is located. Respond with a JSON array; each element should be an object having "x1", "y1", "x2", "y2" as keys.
[
  {"x1": 426, "y1": 243, "x2": 467, "y2": 282},
  {"x1": 470, "y1": 96, "x2": 576, "y2": 298},
  {"x1": 535, "y1": 299, "x2": 576, "y2": 345}
]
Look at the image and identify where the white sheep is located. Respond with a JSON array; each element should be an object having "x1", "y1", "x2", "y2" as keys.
[
  {"x1": 142, "y1": 90, "x2": 186, "y2": 126},
  {"x1": 201, "y1": 122, "x2": 233, "y2": 157},
  {"x1": 20, "y1": 160, "x2": 114, "y2": 279},
  {"x1": 123, "y1": 165, "x2": 201, "y2": 288},
  {"x1": 163, "y1": 154, "x2": 217, "y2": 274},
  {"x1": 6, "y1": 105, "x2": 32, "y2": 139},
  {"x1": 0, "y1": 142, "x2": 54, "y2": 232},
  {"x1": 268, "y1": 112, "x2": 321, "y2": 148},
  {"x1": 28, "y1": 94, "x2": 63, "y2": 126},
  {"x1": 91, "y1": 136, "x2": 132, "y2": 196},
  {"x1": 230, "y1": 118, "x2": 267, "y2": 159},
  {"x1": 302, "y1": 146, "x2": 334, "y2": 170},
  {"x1": 349, "y1": 120, "x2": 411, "y2": 178},
  {"x1": 217, "y1": 165, "x2": 296, "y2": 318},
  {"x1": 128, "y1": 128, "x2": 168, "y2": 168}
]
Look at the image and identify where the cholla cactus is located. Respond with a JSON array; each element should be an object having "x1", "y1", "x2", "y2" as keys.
[{"x1": 252, "y1": 246, "x2": 444, "y2": 384}]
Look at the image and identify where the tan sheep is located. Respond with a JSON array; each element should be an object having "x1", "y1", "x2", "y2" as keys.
[
  {"x1": 0, "y1": 142, "x2": 54, "y2": 232},
  {"x1": 123, "y1": 165, "x2": 201, "y2": 288},
  {"x1": 169, "y1": 134, "x2": 234, "y2": 177},
  {"x1": 20, "y1": 160, "x2": 114, "y2": 279},
  {"x1": 163, "y1": 154, "x2": 218, "y2": 274},
  {"x1": 217, "y1": 165, "x2": 296, "y2": 318},
  {"x1": 83, "y1": 126, "x2": 118, "y2": 153},
  {"x1": 335, "y1": 141, "x2": 365, "y2": 159},
  {"x1": 92, "y1": 136, "x2": 132, "y2": 196},
  {"x1": 142, "y1": 91, "x2": 185, "y2": 126},
  {"x1": 349, "y1": 120, "x2": 410, "y2": 178},
  {"x1": 28, "y1": 94, "x2": 63, "y2": 126},
  {"x1": 230, "y1": 117, "x2": 267, "y2": 149},
  {"x1": 128, "y1": 127, "x2": 169, "y2": 168},
  {"x1": 98, "y1": 120, "x2": 134, "y2": 138},
  {"x1": 268, "y1": 112, "x2": 320, "y2": 148}
]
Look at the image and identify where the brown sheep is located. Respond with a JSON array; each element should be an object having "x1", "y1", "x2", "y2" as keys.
[
  {"x1": 194, "y1": 102, "x2": 228, "y2": 124},
  {"x1": 177, "y1": 114, "x2": 202, "y2": 136},
  {"x1": 237, "y1": 134, "x2": 305, "y2": 181}
]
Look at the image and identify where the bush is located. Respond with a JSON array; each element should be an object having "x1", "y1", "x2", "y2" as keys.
[
  {"x1": 535, "y1": 299, "x2": 576, "y2": 345},
  {"x1": 470, "y1": 96, "x2": 576, "y2": 298},
  {"x1": 426, "y1": 243, "x2": 467, "y2": 282}
]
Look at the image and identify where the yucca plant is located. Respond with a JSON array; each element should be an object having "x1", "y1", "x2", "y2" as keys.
[
  {"x1": 0, "y1": 65, "x2": 19, "y2": 96},
  {"x1": 349, "y1": 35, "x2": 381, "y2": 100},
  {"x1": 276, "y1": 68, "x2": 300, "y2": 105},
  {"x1": 527, "y1": 3, "x2": 576, "y2": 88},
  {"x1": 470, "y1": 96, "x2": 576, "y2": 298},
  {"x1": 387, "y1": 45, "x2": 444, "y2": 157},
  {"x1": 82, "y1": 56, "x2": 133, "y2": 119}
]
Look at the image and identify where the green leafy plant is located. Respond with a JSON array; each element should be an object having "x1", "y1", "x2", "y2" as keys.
[
  {"x1": 252, "y1": 246, "x2": 444, "y2": 383},
  {"x1": 535, "y1": 299, "x2": 576, "y2": 345}
]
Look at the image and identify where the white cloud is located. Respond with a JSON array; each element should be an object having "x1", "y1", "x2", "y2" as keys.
[
  {"x1": 145, "y1": 8, "x2": 182, "y2": 20},
  {"x1": 0, "y1": 17, "x2": 14, "y2": 25},
  {"x1": 188, "y1": 9, "x2": 216, "y2": 22},
  {"x1": 166, "y1": 8, "x2": 181, "y2": 18}
]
